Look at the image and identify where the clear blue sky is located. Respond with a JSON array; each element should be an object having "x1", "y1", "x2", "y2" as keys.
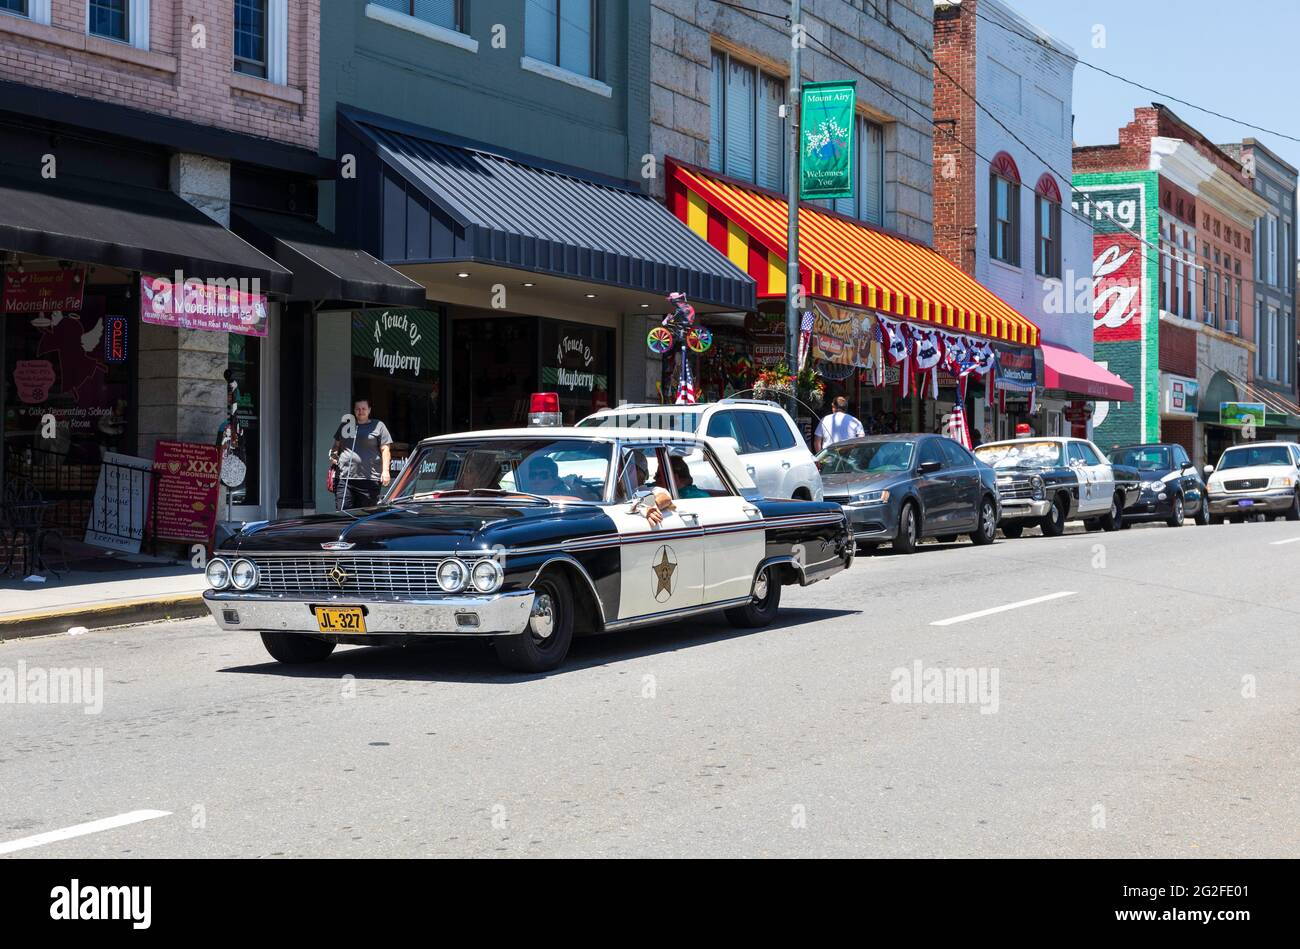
[{"x1": 1007, "y1": 0, "x2": 1300, "y2": 173}]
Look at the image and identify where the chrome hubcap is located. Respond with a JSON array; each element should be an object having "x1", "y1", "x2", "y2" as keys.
[
  {"x1": 753, "y1": 571, "x2": 769, "y2": 601},
  {"x1": 529, "y1": 593, "x2": 555, "y2": 640},
  {"x1": 982, "y1": 504, "x2": 994, "y2": 536}
]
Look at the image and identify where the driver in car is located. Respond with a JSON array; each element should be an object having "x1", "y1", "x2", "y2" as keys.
[{"x1": 521, "y1": 456, "x2": 571, "y2": 497}]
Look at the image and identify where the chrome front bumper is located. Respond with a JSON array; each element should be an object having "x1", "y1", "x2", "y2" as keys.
[
  {"x1": 998, "y1": 498, "x2": 1052, "y2": 520},
  {"x1": 203, "y1": 589, "x2": 536, "y2": 637},
  {"x1": 1207, "y1": 490, "x2": 1295, "y2": 515}
]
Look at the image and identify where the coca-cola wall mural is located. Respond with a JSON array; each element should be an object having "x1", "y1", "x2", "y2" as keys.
[{"x1": 1072, "y1": 172, "x2": 1160, "y2": 448}]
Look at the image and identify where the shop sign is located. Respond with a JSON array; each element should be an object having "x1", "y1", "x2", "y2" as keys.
[
  {"x1": 13, "y1": 359, "x2": 56, "y2": 403},
  {"x1": 84, "y1": 452, "x2": 152, "y2": 554},
  {"x1": 1162, "y1": 374, "x2": 1199, "y2": 417},
  {"x1": 810, "y1": 303, "x2": 871, "y2": 368},
  {"x1": 351, "y1": 309, "x2": 439, "y2": 379},
  {"x1": 995, "y1": 348, "x2": 1036, "y2": 389},
  {"x1": 148, "y1": 440, "x2": 221, "y2": 544},
  {"x1": 104, "y1": 315, "x2": 128, "y2": 364},
  {"x1": 1219, "y1": 402, "x2": 1266, "y2": 428},
  {"x1": 744, "y1": 312, "x2": 786, "y2": 339},
  {"x1": 546, "y1": 332, "x2": 603, "y2": 392},
  {"x1": 800, "y1": 81, "x2": 856, "y2": 200},
  {"x1": 140, "y1": 274, "x2": 268, "y2": 338},
  {"x1": 3, "y1": 267, "x2": 85, "y2": 313}
]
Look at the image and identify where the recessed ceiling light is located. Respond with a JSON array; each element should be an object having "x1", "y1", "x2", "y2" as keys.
[
  {"x1": 640, "y1": 303, "x2": 650, "y2": 308},
  {"x1": 523, "y1": 282, "x2": 536, "y2": 287},
  {"x1": 457, "y1": 272, "x2": 471, "y2": 278},
  {"x1": 585, "y1": 293, "x2": 597, "y2": 299}
]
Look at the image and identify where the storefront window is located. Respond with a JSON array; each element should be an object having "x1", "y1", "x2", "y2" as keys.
[
  {"x1": 539, "y1": 319, "x2": 614, "y2": 426},
  {"x1": 226, "y1": 333, "x2": 260, "y2": 506},
  {"x1": 2, "y1": 287, "x2": 132, "y2": 536},
  {"x1": 351, "y1": 308, "x2": 443, "y2": 475}
]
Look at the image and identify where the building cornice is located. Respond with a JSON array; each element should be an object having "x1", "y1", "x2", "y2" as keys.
[{"x1": 1150, "y1": 137, "x2": 1270, "y2": 226}]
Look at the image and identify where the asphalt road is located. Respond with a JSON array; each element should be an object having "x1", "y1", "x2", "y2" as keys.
[{"x1": 3, "y1": 518, "x2": 1298, "y2": 858}]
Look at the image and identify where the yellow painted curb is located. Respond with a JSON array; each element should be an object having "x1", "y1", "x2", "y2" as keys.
[{"x1": 0, "y1": 593, "x2": 207, "y2": 640}]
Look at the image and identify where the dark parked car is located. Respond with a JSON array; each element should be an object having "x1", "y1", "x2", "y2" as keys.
[
  {"x1": 973, "y1": 437, "x2": 1140, "y2": 537},
  {"x1": 815, "y1": 433, "x2": 1001, "y2": 554},
  {"x1": 203, "y1": 429, "x2": 852, "y2": 673},
  {"x1": 1107, "y1": 443, "x2": 1210, "y2": 527}
]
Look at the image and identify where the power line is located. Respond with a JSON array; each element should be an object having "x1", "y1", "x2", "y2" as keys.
[{"x1": 967, "y1": 6, "x2": 1300, "y2": 146}]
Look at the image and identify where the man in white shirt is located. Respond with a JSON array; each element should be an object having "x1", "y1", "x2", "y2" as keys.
[{"x1": 814, "y1": 396, "x2": 865, "y2": 451}]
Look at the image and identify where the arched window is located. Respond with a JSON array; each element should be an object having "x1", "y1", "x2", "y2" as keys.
[
  {"x1": 1034, "y1": 174, "x2": 1062, "y2": 278},
  {"x1": 989, "y1": 153, "x2": 1021, "y2": 266}
]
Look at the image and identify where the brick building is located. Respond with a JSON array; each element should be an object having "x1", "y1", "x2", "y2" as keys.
[
  {"x1": 932, "y1": 0, "x2": 1126, "y2": 443},
  {"x1": 1074, "y1": 104, "x2": 1272, "y2": 463},
  {"x1": 0, "y1": 1, "x2": 418, "y2": 556}
]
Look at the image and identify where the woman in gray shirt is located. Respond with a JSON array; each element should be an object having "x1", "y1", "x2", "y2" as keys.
[{"x1": 330, "y1": 398, "x2": 393, "y2": 510}]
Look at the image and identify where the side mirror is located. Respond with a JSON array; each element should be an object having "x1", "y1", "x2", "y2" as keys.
[
  {"x1": 918, "y1": 460, "x2": 942, "y2": 474},
  {"x1": 1204, "y1": 464, "x2": 1215, "y2": 475},
  {"x1": 628, "y1": 486, "x2": 655, "y2": 514}
]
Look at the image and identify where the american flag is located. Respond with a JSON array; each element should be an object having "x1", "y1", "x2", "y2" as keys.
[
  {"x1": 797, "y1": 309, "x2": 815, "y2": 369},
  {"x1": 675, "y1": 355, "x2": 697, "y2": 405},
  {"x1": 945, "y1": 401, "x2": 973, "y2": 449}
]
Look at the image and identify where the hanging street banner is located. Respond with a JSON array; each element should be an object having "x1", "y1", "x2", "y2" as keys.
[
  {"x1": 140, "y1": 274, "x2": 269, "y2": 338},
  {"x1": 1219, "y1": 402, "x2": 1267, "y2": 428},
  {"x1": 800, "y1": 81, "x2": 856, "y2": 200}
]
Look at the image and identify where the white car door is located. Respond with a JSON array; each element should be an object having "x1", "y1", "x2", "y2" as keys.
[
  {"x1": 605, "y1": 446, "x2": 705, "y2": 620},
  {"x1": 706, "y1": 410, "x2": 780, "y2": 498},
  {"x1": 667, "y1": 446, "x2": 765, "y2": 604},
  {"x1": 1081, "y1": 441, "x2": 1116, "y2": 511},
  {"x1": 1067, "y1": 441, "x2": 1100, "y2": 513}
]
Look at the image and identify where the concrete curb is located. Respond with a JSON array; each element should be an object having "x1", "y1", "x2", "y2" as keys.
[{"x1": 0, "y1": 594, "x2": 208, "y2": 641}]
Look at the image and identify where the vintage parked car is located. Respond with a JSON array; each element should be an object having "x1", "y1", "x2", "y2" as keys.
[
  {"x1": 1203, "y1": 441, "x2": 1300, "y2": 524},
  {"x1": 203, "y1": 429, "x2": 853, "y2": 672},
  {"x1": 1107, "y1": 442, "x2": 1211, "y2": 527},
  {"x1": 578, "y1": 399, "x2": 823, "y2": 501},
  {"x1": 815, "y1": 434, "x2": 1001, "y2": 553},
  {"x1": 973, "y1": 436, "x2": 1140, "y2": 537}
]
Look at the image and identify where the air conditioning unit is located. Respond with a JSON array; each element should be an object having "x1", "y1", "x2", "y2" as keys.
[
  {"x1": 1204, "y1": 310, "x2": 1217, "y2": 328},
  {"x1": 1224, "y1": 319, "x2": 1241, "y2": 335}
]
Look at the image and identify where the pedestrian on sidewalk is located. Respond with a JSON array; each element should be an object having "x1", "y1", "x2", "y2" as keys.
[
  {"x1": 813, "y1": 396, "x2": 865, "y2": 452},
  {"x1": 329, "y1": 399, "x2": 393, "y2": 510}
]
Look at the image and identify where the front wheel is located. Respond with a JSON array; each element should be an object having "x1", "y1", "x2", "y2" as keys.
[
  {"x1": 493, "y1": 573, "x2": 575, "y2": 673},
  {"x1": 1166, "y1": 494, "x2": 1185, "y2": 527},
  {"x1": 970, "y1": 497, "x2": 997, "y2": 546},
  {"x1": 1100, "y1": 493, "x2": 1123, "y2": 532},
  {"x1": 892, "y1": 502, "x2": 919, "y2": 554},
  {"x1": 260, "y1": 632, "x2": 336, "y2": 664},
  {"x1": 1286, "y1": 492, "x2": 1300, "y2": 522},
  {"x1": 1194, "y1": 497, "x2": 1212, "y2": 525},
  {"x1": 725, "y1": 566, "x2": 782, "y2": 628},
  {"x1": 1040, "y1": 496, "x2": 1067, "y2": 536},
  {"x1": 1001, "y1": 522, "x2": 1025, "y2": 539}
]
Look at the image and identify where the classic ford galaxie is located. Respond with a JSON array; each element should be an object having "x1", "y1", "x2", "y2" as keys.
[{"x1": 204, "y1": 429, "x2": 853, "y2": 672}]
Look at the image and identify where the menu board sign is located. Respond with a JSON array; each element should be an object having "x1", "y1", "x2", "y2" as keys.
[
  {"x1": 85, "y1": 453, "x2": 152, "y2": 553},
  {"x1": 149, "y1": 440, "x2": 221, "y2": 544}
]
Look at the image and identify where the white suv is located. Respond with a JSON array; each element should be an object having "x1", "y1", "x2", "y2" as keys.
[{"x1": 577, "y1": 400, "x2": 824, "y2": 500}]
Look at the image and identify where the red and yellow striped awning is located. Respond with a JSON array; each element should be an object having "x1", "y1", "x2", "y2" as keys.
[{"x1": 666, "y1": 159, "x2": 1040, "y2": 348}]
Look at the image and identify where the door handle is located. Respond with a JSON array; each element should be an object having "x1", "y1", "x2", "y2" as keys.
[
  {"x1": 746, "y1": 465, "x2": 756, "y2": 475},
  {"x1": 742, "y1": 505, "x2": 760, "y2": 517},
  {"x1": 679, "y1": 511, "x2": 700, "y2": 524},
  {"x1": 780, "y1": 461, "x2": 791, "y2": 469}
]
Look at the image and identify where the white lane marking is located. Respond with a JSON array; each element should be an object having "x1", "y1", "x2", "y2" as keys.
[
  {"x1": 0, "y1": 810, "x2": 171, "y2": 856},
  {"x1": 1269, "y1": 536, "x2": 1300, "y2": 546},
  {"x1": 930, "y1": 591, "x2": 1077, "y2": 627}
]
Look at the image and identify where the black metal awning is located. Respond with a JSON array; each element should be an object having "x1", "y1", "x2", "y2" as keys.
[
  {"x1": 0, "y1": 164, "x2": 292, "y2": 293},
  {"x1": 335, "y1": 107, "x2": 755, "y2": 311},
  {"x1": 231, "y1": 207, "x2": 426, "y2": 307}
]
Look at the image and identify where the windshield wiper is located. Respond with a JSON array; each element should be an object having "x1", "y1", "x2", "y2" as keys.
[{"x1": 406, "y1": 488, "x2": 551, "y2": 503}]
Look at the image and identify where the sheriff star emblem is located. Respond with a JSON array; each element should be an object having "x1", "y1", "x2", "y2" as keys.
[
  {"x1": 651, "y1": 545, "x2": 677, "y2": 603},
  {"x1": 328, "y1": 563, "x2": 349, "y2": 589}
]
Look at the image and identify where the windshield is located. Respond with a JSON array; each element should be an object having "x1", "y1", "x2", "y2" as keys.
[
  {"x1": 816, "y1": 440, "x2": 914, "y2": 474},
  {"x1": 1217, "y1": 445, "x2": 1294, "y2": 470},
  {"x1": 974, "y1": 441, "x2": 1064, "y2": 469},
  {"x1": 388, "y1": 438, "x2": 612, "y2": 502},
  {"x1": 1109, "y1": 446, "x2": 1171, "y2": 471},
  {"x1": 578, "y1": 411, "x2": 700, "y2": 433}
]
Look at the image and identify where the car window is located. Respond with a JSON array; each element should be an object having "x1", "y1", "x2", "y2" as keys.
[
  {"x1": 918, "y1": 439, "x2": 945, "y2": 468},
  {"x1": 705, "y1": 411, "x2": 742, "y2": 445},
  {"x1": 1173, "y1": 445, "x2": 1191, "y2": 468},
  {"x1": 939, "y1": 439, "x2": 972, "y2": 468},
  {"x1": 735, "y1": 410, "x2": 777, "y2": 453},
  {"x1": 1109, "y1": 446, "x2": 1170, "y2": 470},
  {"x1": 392, "y1": 439, "x2": 610, "y2": 502},
  {"x1": 1218, "y1": 445, "x2": 1294, "y2": 469},
  {"x1": 816, "y1": 440, "x2": 914, "y2": 473},
  {"x1": 762, "y1": 411, "x2": 798, "y2": 450},
  {"x1": 613, "y1": 447, "x2": 664, "y2": 502},
  {"x1": 1066, "y1": 442, "x2": 1087, "y2": 466},
  {"x1": 677, "y1": 447, "x2": 733, "y2": 498},
  {"x1": 1077, "y1": 443, "x2": 1105, "y2": 466},
  {"x1": 578, "y1": 411, "x2": 700, "y2": 433},
  {"x1": 973, "y1": 441, "x2": 1063, "y2": 468}
]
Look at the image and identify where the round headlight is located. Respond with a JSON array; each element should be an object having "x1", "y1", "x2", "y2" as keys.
[
  {"x1": 230, "y1": 558, "x2": 259, "y2": 591},
  {"x1": 437, "y1": 558, "x2": 468, "y2": 593},
  {"x1": 470, "y1": 559, "x2": 504, "y2": 593},
  {"x1": 205, "y1": 558, "x2": 230, "y2": 590}
]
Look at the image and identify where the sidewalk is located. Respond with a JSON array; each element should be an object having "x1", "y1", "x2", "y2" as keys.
[{"x1": 0, "y1": 556, "x2": 208, "y2": 641}]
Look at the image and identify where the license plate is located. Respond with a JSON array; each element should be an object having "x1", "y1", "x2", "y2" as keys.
[
  {"x1": 315, "y1": 606, "x2": 366, "y2": 633},
  {"x1": 1237, "y1": 499, "x2": 1254, "y2": 508}
]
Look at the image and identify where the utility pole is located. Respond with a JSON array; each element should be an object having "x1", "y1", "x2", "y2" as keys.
[{"x1": 785, "y1": 0, "x2": 802, "y2": 418}]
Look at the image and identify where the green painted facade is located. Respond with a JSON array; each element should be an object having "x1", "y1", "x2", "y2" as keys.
[{"x1": 1071, "y1": 171, "x2": 1161, "y2": 449}]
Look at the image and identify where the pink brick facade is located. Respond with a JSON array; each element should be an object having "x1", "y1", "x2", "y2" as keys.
[{"x1": 0, "y1": 0, "x2": 318, "y2": 150}]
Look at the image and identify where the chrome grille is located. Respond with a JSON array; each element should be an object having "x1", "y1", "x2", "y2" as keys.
[
  {"x1": 250, "y1": 556, "x2": 447, "y2": 597},
  {"x1": 996, "y1": 478, "x2": 1036, "y2": 500},
  {"x1": 1225, "y1": 479, "x2": 1268, "y2": 491}
]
